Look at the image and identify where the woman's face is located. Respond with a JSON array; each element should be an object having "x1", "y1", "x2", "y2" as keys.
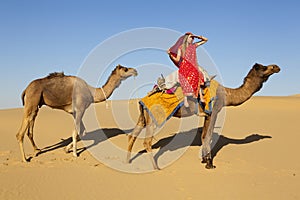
[{"x1": 187, "y1": 35, "x2": 194, "y2": 44}]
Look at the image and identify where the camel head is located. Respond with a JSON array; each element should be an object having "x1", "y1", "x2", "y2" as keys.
[
  {"x1": 252, "y1": 63, "x2": 280, "y2": 82},
  {"x1": 114, "y1": 64, "x2": 138, "y2": 80}
]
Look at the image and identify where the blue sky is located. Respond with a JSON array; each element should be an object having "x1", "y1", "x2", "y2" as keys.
[{"x1": 1, "y1": 0, "x2": 299, "y2": 109}]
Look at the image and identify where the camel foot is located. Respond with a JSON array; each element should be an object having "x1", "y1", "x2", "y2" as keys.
[
  {"x1": 205, "y1": 159, "x2": 216, "y2": 169},
  {"x1": 64, "y1": 148, "x2": 69, "y2": 153},
  {"x1": 147, "y1": 153, "x2": 160, "y2": 170},
  {"x1": 64, "y1": 146, "x2": 72, "y2": 154},
  {"x1": 72, "y1": 152, "x2": 78, "y2": 158},
  {"x1": 22, "y1": 156, "x2": 33, "y2": 163},
  {"x1": 201, "y1": 157, "x2": 208, "y2": 164},
  {"x1": 126, "y1": 153, "x2": 131, "y2": 164},
  {"x1": 33, "y1": 149, "x2": 41, "y2": 157},
  {"x1": 125, "y1": 158, "x2": 131, "y2": 164},
  {"x1": 151, "y1": 161, "x2": 160, "y2": 170},
  {"x1": 124, "y1": 160, "x2": 131, "y2": 164}
]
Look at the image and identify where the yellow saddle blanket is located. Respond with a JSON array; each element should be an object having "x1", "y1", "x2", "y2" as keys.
[
  {"x1": 139, "y1": 80, "x2": 219, "y2": 126},
  {"x1": 140, "y1": 87, "x2": 184, "y2": 127}
]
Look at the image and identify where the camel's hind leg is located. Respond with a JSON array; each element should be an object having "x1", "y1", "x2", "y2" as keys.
[
  {"x1": 27, "y1": 110, "x2": 41, "y2": 157},
  {"x1": 126, "y1": 125, "x2": 143, "y2": 163},
  {"x1": 16, "y1": 117, "x2": 30, "y2": 162},
  {"x1": 126, "y1": 104, "x2": 146, "y2": 163},
  {"x1": 16, "y1": 106, "x2": 39, "y2": 162},
  {"x1": 143, "y1": 122, "x2": 159, "y2": 170}
]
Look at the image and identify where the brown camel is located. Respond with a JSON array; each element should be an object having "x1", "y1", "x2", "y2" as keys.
[
  {"x1": 127, "y1": 63, "x2": 280, "y2": 169},
  {"x1": 16, "y1": 64, "x2": 137, "y2": 162}
]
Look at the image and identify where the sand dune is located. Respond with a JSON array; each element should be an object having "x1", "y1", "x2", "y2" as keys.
[{"x1": 0, "y1": 96, "x2": 299, "y2": 199}]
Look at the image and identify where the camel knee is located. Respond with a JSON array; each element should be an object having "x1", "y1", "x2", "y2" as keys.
[
  {"x1": 143, "y1": 138, "x2": 152, "y2": 152},
  {"x1": 16, "y1": 130, "x2": 26, "y2": 143},
  {"x1": 128, "y1": 135, "x2": 137, "y2": 149},
  {"x1": 131, "y1": 125, "x2": 143, "y2": 137},
  {"x1": 16, "y1": 133, "x2": 23, "y2": 143}
]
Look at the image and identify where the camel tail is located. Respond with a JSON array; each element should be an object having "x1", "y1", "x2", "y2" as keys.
[{"x1": 21, "y1": 90, "x2": 26, "y2": 106}]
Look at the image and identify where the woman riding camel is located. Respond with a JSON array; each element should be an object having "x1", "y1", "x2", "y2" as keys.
[{"x1": 167, "y1": 32, "x2": 208, "y2": 107}]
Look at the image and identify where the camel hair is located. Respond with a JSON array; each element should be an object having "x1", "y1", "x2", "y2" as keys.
[
  {"x1": 16, "y1": 64, "x2": 138, "y2": 162},
  {"x1": 127, "y1": 63, "x2": 280, "y2": 169}
]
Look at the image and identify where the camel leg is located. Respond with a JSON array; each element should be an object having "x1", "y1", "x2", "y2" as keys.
[
  {"x1": 126, "y1": 104, "x2": 146, "y2": 163},
  {"x1": 16, "y1": 89, "x2": 47, "y2": 162},
  {"x1": 72, "y1": 110, "x2": 85, "y2": 157},
  {"x1": 201, "y1": 101, "x2": 222, "y2": 169},
  {"x1": 79, "y1": 120, "x2": 86, "y2": 137},
  {"x1": 65, "y1": 119, "x2": 84, "y2": 154},
  {"x1": 16, "y1": 117, "x2": 30, "y2": 162},
  {"x1": 143, "y1": 112, "x2": 159, "y2": 170},
  {"x1": 201, "y1": 115, "x2": 210, "y2": 164},
  {"x1": 144, "y1": 136, "x2": 159, "y2": 170},
  {"x1": 201, "y1": 114, "x2": 216, "y2": 169},
  {"x1": 27, "y1": 110, "x2": 41, "y2": 157},
  {"x1": 143, "y1": 123, "x2": 159, "y2": 170},
  {"x1": 16, "y1": 105, "x2": 40, "y2": 162},
  {"x1": 71, "y1": 130, "x2": 78, "y2": 157},
  {"x1": 126, "y1": 125, "x2": 143, "y2": 163}
]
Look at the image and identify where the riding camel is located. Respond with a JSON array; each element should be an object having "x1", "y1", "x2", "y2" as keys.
[
  {"x1": 16, "y1": 64, "x2": 137, "y2": 162},
  {"x1": 127, "y1": 63, "x2": 280, "y2": 169}
]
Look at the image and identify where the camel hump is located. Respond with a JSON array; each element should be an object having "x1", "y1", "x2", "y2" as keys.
[{"x1": 47, "y1": 72, "x2": 65, "y2": 78}]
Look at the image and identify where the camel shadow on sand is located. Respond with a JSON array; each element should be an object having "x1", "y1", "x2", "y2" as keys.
[
  {"x1": 37, "y1": 128, "x2": 131, "y2": 157},
  {"x1": 130, "y1": 127, "x2": 271, "y2": 164},
  {"x1": 36, "y1": 127, "x2": 270, "y2": 164}
]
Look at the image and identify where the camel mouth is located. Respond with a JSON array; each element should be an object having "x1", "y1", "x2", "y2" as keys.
[
  {"x1": 123, "y1": 68, "x2": 138, "y2": 78},
  {"x1": 131, "y1": 69, "x2": 138, "y2": 77},
  {"x1": 272, "y1": 65, "x2": 281, "y2": 73},
  {"x1": 264, "y1": 65, "x2": 280, "y2": 76}
]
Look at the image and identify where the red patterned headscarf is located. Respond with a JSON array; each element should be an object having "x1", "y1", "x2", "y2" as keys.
[{"x1": 168, "y1": 32, "x2": 193, "y2": 67}]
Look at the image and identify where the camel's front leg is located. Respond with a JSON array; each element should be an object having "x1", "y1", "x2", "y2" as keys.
[
  {"x1": 64, "y1": 133, "x2": 80, "y2": 154},
  {"x1": 201, "y1": 116, "x2": 210, "y2": 164},
  {"x1": 65, "y1": 110, "x2": 85, "y2": 157},
  {"x1": 201, "y1": 112, "x2": 218, "y2": 169}
]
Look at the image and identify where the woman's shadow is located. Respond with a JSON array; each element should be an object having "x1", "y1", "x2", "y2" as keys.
[{"x1": 131, "y1": 127, "x2": 271, "y2": 164}]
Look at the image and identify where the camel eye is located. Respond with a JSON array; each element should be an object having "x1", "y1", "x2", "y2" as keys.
[{"x1": 124, "y1": 68, "x2": 128, "y2": 72}]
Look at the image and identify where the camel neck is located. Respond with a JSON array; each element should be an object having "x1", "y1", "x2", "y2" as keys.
[
  {"x1": 92, "y1": 74, "x2": 122, "y2": 103},
  {"x1": 225, "y1": 76, "x2": 263, "y2": 106}
]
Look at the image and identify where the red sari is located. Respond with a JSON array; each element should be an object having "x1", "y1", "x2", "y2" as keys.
[{"x1": 178, "y1": 44, "x2": 204, "y2": 97}]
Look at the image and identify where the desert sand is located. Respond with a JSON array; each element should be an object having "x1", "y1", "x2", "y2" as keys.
[{"x1": 0, "y1": 96, "x2": 299, "y2": 199}]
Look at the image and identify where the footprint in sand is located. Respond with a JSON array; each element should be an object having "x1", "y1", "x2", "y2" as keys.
[{"x1": 0, "y1": 151, "x2": 12, "y2": 166}]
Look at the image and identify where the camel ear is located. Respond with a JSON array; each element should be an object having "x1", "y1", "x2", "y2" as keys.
[{"x1": 254, "y1": 63, "x2": 262, "y2": 70}]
